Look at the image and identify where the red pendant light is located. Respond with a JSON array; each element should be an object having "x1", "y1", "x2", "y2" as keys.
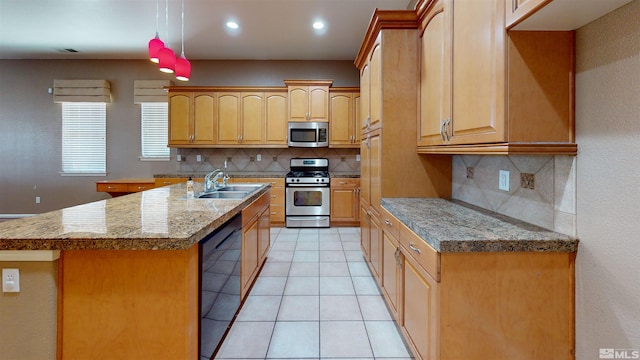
[
  {"x1": 158, "y1": 47, "x2": 176, "y2": 73},
  {"x1": 175, "y1": 0, "x2": 190, "y2": 81},
  {"x1": 175, "y1": 54, "x2": 191, "y2": 81},
  {"x1": 148, "y1": 34, "x2": 164, "y2": 63}
]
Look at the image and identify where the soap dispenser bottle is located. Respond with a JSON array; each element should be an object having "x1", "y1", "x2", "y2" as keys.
[{"x1": 186, "y1": 177, "x2": 194, "y2": 199}]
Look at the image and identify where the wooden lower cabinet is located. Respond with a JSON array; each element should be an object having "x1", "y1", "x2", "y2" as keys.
[
  {"x1": 231, "y1": 177, "x2": 284, "y2": 226},
  {"x1": 96, "y1": 178, "x2": 155, "y2": 197},
  {"x1": 361, "y1": 203, "x2": 382, "y2": 282},
  {"x1": 240, "y1": 190, "x2": 270, "y2": 299},
  {"x1": 370, "y1": 209, "x2": 575, "y2": 360},
  {"x1": 330, "y1": 178, "x2": 360, "y2": 226}
]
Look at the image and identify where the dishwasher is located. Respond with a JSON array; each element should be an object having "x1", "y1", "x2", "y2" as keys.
[{"x1": 199, "y1": 214, "x2": 242, "y2": 360}]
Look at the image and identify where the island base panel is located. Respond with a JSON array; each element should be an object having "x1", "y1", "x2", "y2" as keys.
[{"x1": 58, "y1": 247, "x2": 199, "y2": 359}]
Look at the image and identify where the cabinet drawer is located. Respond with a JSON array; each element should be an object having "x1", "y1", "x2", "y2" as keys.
[
  {"x1": 379, "y1": 207, "x2": 400, "y2": 240},
  {"x1": 242, "y1": 191, "x2": 270, "y2": 227},
  {"x1": 154, "y1": 178, "x2": 185, "y2": 187},
  {"x1": 127, "y1": 183, "x2": 154, "y2": 192},
  {"x1": 270, "y1": 204, "x2": 285, "y2": 222},
  {"x1": 330, "y1": 178, "x2": 359, "y2": 187},
  {"x1": 269, "y1": 186, "x2": 285, "y2": 205},
  {"x1": 231, "y1": 177, "x2": 285, "y2": 187},
  {"x1": 96, "y1": 183, "x2": 128, "y2": 192},
  {"x1": 399, "y1": 222, "x2": 440, "y2": 281}
]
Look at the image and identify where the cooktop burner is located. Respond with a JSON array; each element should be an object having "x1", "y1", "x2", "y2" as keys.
[
  {"x1": 286, "y1": 170, "x2": 329, "y2": 178},
  {"x1": 286, "y1": 158, "x2": 330, "y2": 185}
]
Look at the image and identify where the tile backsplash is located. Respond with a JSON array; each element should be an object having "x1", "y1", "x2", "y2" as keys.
[
  {"x1": 175, "y1": 148, "x2": 360, "y2": 173},
  {"x1": 452, "y1": 155, "x2": 577, "y2": 237}
]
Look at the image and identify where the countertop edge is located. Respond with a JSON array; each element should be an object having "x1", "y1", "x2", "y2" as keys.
[{"x1": 381, "y1": 198, "x2": 578, "y2": 253}]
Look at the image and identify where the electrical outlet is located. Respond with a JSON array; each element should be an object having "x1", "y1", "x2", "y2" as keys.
[
  {"x1": 356, "y1": 154, "x2": 361, "y2": 162},
  {"x1": 499, "y1": 170, "x2": 510, "y2": 191},
  {"x1": 257, "y1": 154, "x2": 261, "y2": 162},
  {"x1": 2, "y1": 268, "x2": 20, "y2": 293},
  {"x1": 196, "y1": 155, "x2": 202, "y2": 162},
  {"x1": 35, "y1": 196, "x2": 40, "y2": 204},
  {"x1": 176, "y1": 154, "x2": 182, "y2": 162}
]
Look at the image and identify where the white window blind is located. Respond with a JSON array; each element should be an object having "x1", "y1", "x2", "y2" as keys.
[
  {"x1": 61, "y1": 102, "x2": 106, "y2": 175},
  {"x1": 141, "y1": 103, "x2": 169, "y2": 160}
]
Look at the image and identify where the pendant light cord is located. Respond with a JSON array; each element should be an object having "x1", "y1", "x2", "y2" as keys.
[
  {"x1": 181, "y1": 0, "x2": 185, "y2": 56},
  {"x1": 165, "y1": 0, "x2": 169, "y2": 47},
  {"x1": 155, "y1": 0, "x2": 159, "y2": 37}
]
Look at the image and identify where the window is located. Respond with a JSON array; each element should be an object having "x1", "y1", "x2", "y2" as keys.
[
  {"x1": 61, "y1": 102, "x2": 106, "y2": 175},
  {"x1": 140, "y1": 103, "x2": 169, "y2": 160}
]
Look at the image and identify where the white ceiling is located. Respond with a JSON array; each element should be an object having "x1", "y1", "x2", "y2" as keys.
[{"x1": 0, "y1": 0, "x2": 413, "y2": 61}]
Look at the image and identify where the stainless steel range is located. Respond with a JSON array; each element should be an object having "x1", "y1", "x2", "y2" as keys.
[{"x1": 285, "y1": 158, "x2": 330, "y2": 228}]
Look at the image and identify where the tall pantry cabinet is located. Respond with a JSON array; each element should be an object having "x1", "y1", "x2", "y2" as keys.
[{"x1": 355, "y1": 9, "x2": 451, "y2": 297}]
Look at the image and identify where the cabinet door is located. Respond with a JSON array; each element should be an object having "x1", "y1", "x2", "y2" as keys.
[
  {"x1": 168, "y1": 93, "x2": 192, "y2": 145},
  {"x1": 193, "y1": 93, "x2": 216, "y2": 144},
  {"x1": 353, "y1": 93, "x2": 361, "y2": 144},
  {"x1": 360, "y1": 135, "x2": 371, "y2": 206},
  {"x1": 369, "y1": 132, "x2": 382, "y2": 213},
  {"x1": 329, "y1": 93, "x2": 353, "y2": 146},
  {"x1": 217, "y1": 93, "x2": 241, "y2": 145},
  {"x1": 241, "y1": 92, "x2": 265, "y2": 145},
  {"x1": 419, "y1": 0, "x2": 450, "y2": 146},
  {"x1": 308, "y1": 85, "x2": 329, "y2": 122},
  {"x1": 330, "y1": 183, "x2": 357, "y2": 222},
  {"x1": 241, "y1": 219, "x2": 259, "y2": 298},
  {"x1": 265, "y1": 92, "x2": 288, "y2": 145},
  {"x1": 258, "y1": 208, "x2": 270, "y2": 263},
  {"x1": 450, "y1": 0, "x2": 506, "y2": 144},
  {"x1": 403, "y1": 252, "x2": 439, "y2": 360},
  {"x1": 288, "y1": 86, "x2": 309, "y2": 122},
  {"x1": 369, "y1": 213, "x2": 382, "y2": 281},
  {"x1": 360, "y1": 204, "x2": 371, "y2": 261},
  {"x1": 360, "y1": 64, "x2": 371, "y2": 133},
  {"x1": 382, "y1": 231, "x2": 401, "y2": 320},
  {"x1": 368, "y1": 41, "x2": 382, "y2": 131}
]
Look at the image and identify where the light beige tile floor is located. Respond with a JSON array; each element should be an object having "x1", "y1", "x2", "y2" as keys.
[{"x1": 215, "y1": 227, "x2": 413, "y2": 360}]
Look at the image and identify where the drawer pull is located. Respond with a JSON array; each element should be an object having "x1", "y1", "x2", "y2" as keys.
[
  {"x1": 107, "y1": 186, "x2": 115, "y2": 189},
  {"x1": 271, "y1": 212, "x2": 277, "y2": 215},
  {"x1": 409, "y1": 242, "x2": 421, "y2": 254},
  {"x1": 339, "y1": 181, "x2": 347, "y2": 185},
  {"x1": 384, "y1": 219, "x2": 392, "y2": 227},
  {"x1": 271, "y1": 195, "x2": 276, "y2": 198}
]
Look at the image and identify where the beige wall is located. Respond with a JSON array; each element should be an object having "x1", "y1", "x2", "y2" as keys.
[
  {"x1": 574, "y1": 0, "x2": 640, "y2": 357},
  {"x1": 0, "y1": 59, "x2": 359, "y2": 215},
  {"x1": 0, "y1": 260, "x2": 58, "y2": 360}
]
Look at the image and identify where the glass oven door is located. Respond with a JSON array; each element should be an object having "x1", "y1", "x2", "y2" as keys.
[{"x1": 285, "y1": 186, "x2": 330, "y2": 216}]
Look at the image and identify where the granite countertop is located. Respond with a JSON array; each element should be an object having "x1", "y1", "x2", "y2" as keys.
[
  {"x1": 155, "y1": 171, "x2": 359, "y2": 178},
  {"x1": 381, "y1": 198, "x2": 578, "y2": 253},
  {"x1": 154, "y1": 172, "x2": 287, "y2": 178},
  {"x1": 0, "y1": 182, "x2": 270, "y2": 251}
]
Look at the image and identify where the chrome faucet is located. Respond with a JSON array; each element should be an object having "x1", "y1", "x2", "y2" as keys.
[{"x1": 204, "y1": 169, "x2": 226, "y2": 192}]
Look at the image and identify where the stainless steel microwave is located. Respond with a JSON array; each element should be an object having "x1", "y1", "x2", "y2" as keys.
[{"x1": 288, "y1": 122, "x2": 329, "y2": 147}]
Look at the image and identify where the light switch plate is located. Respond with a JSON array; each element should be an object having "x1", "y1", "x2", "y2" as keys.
[
  {"x1": 2, "y1": 268, "x2": 20, "y2": 293},
  {"x1": 499, "y1": 170, "x2": 510, "y2": 191}
]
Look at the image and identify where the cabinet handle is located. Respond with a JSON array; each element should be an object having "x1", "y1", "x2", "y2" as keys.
[
  {"x1": 339, "y1": 181, "x2": 347, "y2": 185},
  {"x1": 384, "y1": 219, "x2": 392, "y2": 227},
  {"x1": 137, "y1": 186, "x2": 144, "y2": 190},
  {"x1": 271, "y1": 195, "x2": 276, "y2": 198},
  {"x1": 365, "y1": 136, "x2": 370, "y2": 149},
  {"x1": 107, "y1": 185, "x2": 115, "y2": 189},
  {"x1": 409, "y1": 242, "x2": 422, "y2": 254},
  {"x1": 366, "y1": 116, "x2": 371, "y2": 129},
  {"x1": 271, "y1": 211, "x2": 277, "y2": 215}
]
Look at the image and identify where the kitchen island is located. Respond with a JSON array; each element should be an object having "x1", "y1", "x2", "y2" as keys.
[
  {"x1": 367, "y1": 198, "x2": 578, "y2": 360},
  {"x1": 0, "y1": 182, "x2": 271, "y2": 359}
]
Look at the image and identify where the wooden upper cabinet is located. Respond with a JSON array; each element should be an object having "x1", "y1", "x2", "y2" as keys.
[
  {"x1": 329, "y1": 89, "x2": 360, "y2": 148},
  {"x1": 359, "y1": 63, "x2": 371, "y2": 133},
  {"x1": 418, "y1": 0, "x2": 450, "y2": 147},
  {"x1": 216, "y1": 92, "x2": 241, "y2": 145},
  {"x1": 368, "y1": 42, "x2": 382, "y2": 132},
  {"x1": 240, "y1": 92, "x2": 265, "y2": 145},
  {"x1": 505, "y1": 0, "x2": 550, "y2": 28},
  {"x1": 416, "y1": 0, "x2": 576, "y2": 155},
  {"x1": 449, "y1": 0, "x2": 506, "y2": 145},
  {"x1": 265, "y1": 92, "x2": 288, "y2": 145},
  {"x1": 285, "y1": 80, "x2": 332, "y2": 122},
  {"x1": 168, "y1": 91, "x2": 216, "y2": 147}
]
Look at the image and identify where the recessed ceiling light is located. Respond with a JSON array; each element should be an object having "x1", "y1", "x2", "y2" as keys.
[
  {"x1": 312, "y1": 21, "x2": 324, "y2": 30},
  {"x1": 226, "y1": 21, "x2": 239, "y2": 29}
]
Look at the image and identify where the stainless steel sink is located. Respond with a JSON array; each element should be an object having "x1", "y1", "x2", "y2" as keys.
[
  {"x1": 197, "y1": 191, "x2": 249, "y2": 199},
  {"x1": 216, "y1": 184, "x2": 263, "y2": 192}
]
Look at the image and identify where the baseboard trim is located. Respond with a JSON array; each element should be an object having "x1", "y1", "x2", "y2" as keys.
[{"x1": 0, "y1": 214, "x2": 36, "y2": 220}]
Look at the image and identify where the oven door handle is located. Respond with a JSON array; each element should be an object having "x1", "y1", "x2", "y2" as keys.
[{"x1": 286, "y1": 184, "x2": 330, "y2": 188}]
